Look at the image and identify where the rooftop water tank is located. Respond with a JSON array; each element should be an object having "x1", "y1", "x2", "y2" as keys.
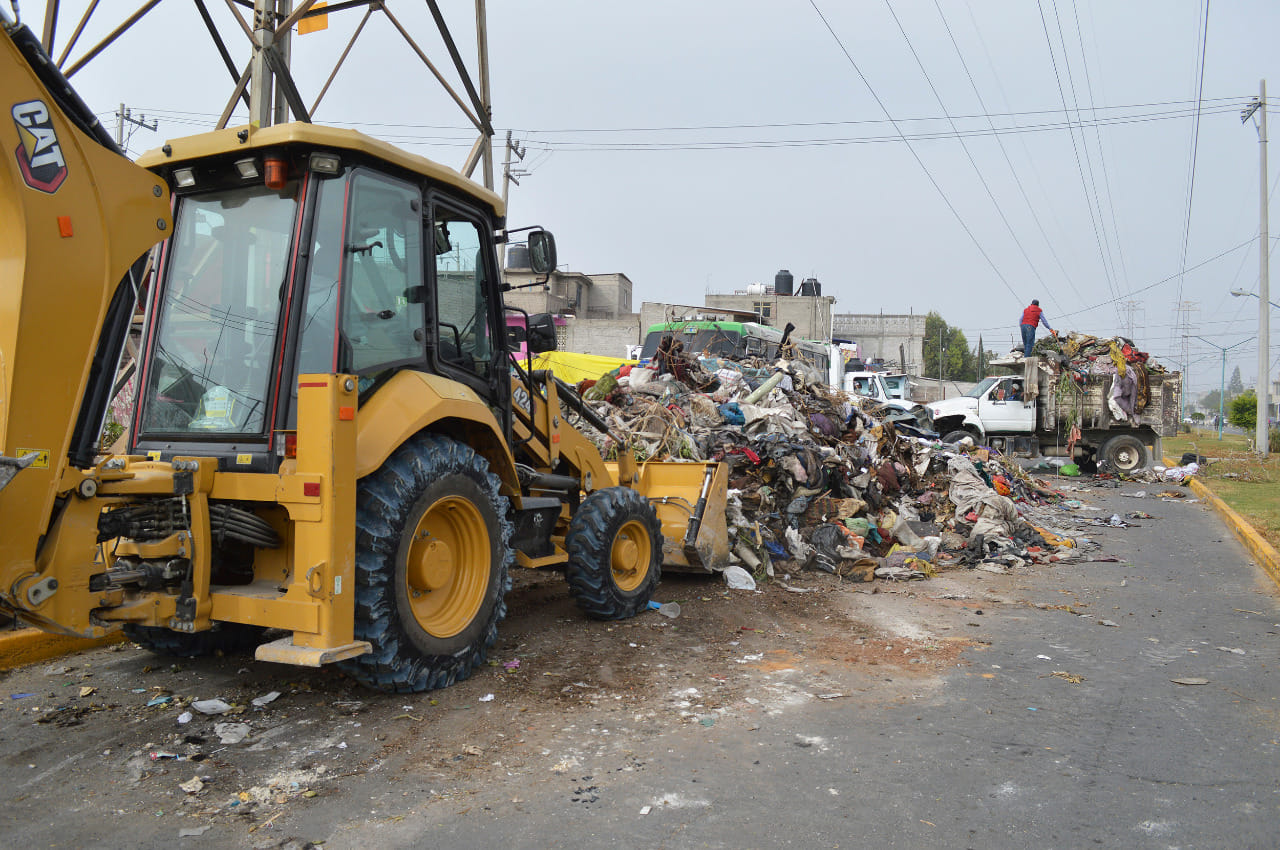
[
  {"x1": 746, "y1": 282, "x2": 767, "y2": 296},
  {"x1": 799, "y1": 277, "x2": 818, "y2": 296},
  {"x1": 505, "y1": 244, "x2": 531, "y2": 270},
  {"x1": 774, "y1": 269, "x2": 794, "y2": 296}
]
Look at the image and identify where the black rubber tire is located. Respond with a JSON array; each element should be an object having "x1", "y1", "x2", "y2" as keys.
[
  {"x1": 943, "y1": 429, "x2": 978, "y2": 445},
  {"x1": 338, "y1": 434, "x2": 512, "y2": 693},
  {"x1": 565, "y1": 487, "x2": 663, "y2": 620},
  {"x1": 1100, "y1": 434, "x2": 1147, "y2": 473},
  {"x1": 123, "y1": 621, "x2": 266, "y2": 658}
]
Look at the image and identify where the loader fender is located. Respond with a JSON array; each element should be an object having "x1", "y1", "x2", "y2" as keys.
[{"x1": 353, "y1": 371, "x2": 519, "y2": 493}]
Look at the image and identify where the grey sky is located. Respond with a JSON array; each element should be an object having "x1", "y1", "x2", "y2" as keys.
[{"x1": 20, "y1": 1, "x2": 1280, "y2": 398}]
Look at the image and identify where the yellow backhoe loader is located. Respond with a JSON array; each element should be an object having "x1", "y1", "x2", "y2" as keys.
[{"x1": 0, "y1": 15, "x2": 728, "y2": 692}]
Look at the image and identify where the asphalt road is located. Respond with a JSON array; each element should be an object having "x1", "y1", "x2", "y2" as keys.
[
  {"x1": 2, "y1": 478, "x2": 1277, "y2": 849},
  {"x1": 340, "y1": 482, "x2": 1280, "y2": 850}
]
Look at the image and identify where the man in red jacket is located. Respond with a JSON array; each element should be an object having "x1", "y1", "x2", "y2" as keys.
[{"x1": 1020, "y1": 299, "x2": 1053, "y2": 357}]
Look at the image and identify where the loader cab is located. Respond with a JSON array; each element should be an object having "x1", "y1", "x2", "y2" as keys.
[{"x1": 132, "y1": 128, "x2": 519, "y2": 471}]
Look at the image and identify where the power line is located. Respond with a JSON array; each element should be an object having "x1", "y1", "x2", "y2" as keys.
[
  {"x1": 956, "y1": 236, "x2": 1257, "y2": 334},
  {"x1": 806, "y1": 0, "x2": 1023, "y2": 302},
  {"x1": 1070, "y1": 0, "x2": 1132, "y2": 296},
  {"x1": 934, "y1": 0, "x2": 1088, "y2": 310},
  {"x1": 134, "y1": 96, "x2": 1250, "y2": 133},
  {"x1": 883, "y1": 0, "x2": 1062, "y2": 314},
  {"x1": 1172, "y1": 0, "x2": 1212, "y2": 363},
  {"x1": 1036, "y1": 0, "x2": 1124, "y2": 326},
  {"x1": 1049, "y1": 0, "x2": 1123, "y2": 317}
]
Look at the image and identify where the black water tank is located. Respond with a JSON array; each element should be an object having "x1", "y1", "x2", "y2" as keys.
[
  {"x1": 506, "y1": 244, "x2": 531, "y2": 270},
  {"x1": 774, "y1": 269, "x2": 794, "y2": 296},
  {"x1": 800, "y1": 277, "x2": 818, "y2": 296}
]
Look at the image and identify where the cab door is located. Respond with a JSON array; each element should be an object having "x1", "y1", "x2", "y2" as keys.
[
  {"x1": 977, "y1": 377, "x2": 1034, "y2": 433},
  {"x1": 425, "y1": 194, "x2": 509, "y2": 423}
]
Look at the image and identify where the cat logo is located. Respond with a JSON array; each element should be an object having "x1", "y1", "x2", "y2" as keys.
[{"x1": 11, "y1": 99, "x2": 67, "y2": 193}]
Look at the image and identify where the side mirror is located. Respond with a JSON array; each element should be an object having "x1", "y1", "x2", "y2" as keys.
[
  {"x1": 528, "y1": 230, "x2": 557, "y2": 275},
  {"x1": 526, "y1": 312, "x2": 557, "y2": 354}
]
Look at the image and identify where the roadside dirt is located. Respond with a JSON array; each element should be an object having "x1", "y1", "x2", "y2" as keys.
[{"x1": 0, "y1": 561, "x2": 1038, "y2": 845}]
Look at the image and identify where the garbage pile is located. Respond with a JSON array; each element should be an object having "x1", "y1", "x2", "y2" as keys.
[
  {"x1": 571, "y1": 350, "x2": 1084, "y2": 583},
  {"x1": 1027, "y1": 331, "x2": 1169, "y2": 425}
]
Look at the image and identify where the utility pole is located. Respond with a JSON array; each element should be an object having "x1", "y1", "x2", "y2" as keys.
[
  {"x1": 1243, "y1": 81, "x2": 1271, "y2": 455},
  {"x1": 115, "y1": 103, "x2": 158, "y2": 153},
  {"x1": 937, "y1": 326, "x2": 944, "y2": 400},
  {"x1": 500, "y1": 131, "x2": 528, "y2": 270},
  {"x1": 1258, "y1": 80, "x2": 1271, "y2": 455}
]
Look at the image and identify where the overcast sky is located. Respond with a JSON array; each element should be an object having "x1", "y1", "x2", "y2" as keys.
[{"x1": 20, "y1": 1, "x2": 1280, "y2": 397}]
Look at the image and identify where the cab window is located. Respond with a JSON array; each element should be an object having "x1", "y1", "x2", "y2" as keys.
[
  {"x1": 431, "y1": 201, "x2": 497, "y2": 379},
  {"x1": 340, "y1": 171, "x2": 424, "y2": 374}
]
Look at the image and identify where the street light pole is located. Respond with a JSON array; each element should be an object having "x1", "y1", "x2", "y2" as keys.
[
  {"x1": 1243, "y1": 80, "x2": 1272, "y2": 453},
  {"x1": 1192, "y1": 336, "x2": 1249, "y2": 440},
  {"x1": 1230, "y1": 287, "x2": 1280, "y2": 310}
]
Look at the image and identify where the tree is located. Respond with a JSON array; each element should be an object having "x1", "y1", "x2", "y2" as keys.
[
  {"x1": 1228, "y1": 366, "x2": 1244, "y2": 398},
  {"x1": 1228, "y1": 390, "x2": 1257, "y2": 431},
  {"x1": 921, "y1": 312, "x2": 974, "y2": 381},
  {"x1": 1190, "y1": 411, "x2": 1205, "y2": 422},
  {"x1": 1200, "y1": 389, "x2": 1224, "y2": 412}
]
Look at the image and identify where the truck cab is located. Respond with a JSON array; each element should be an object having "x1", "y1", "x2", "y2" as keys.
[{"x1": 928, "y1": 375, "x2": 1034, "y2": 442}]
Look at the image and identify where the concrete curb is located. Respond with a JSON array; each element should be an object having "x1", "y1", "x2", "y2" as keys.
[
  {"x1": 0, "y1": 628, "x2": 125, "y2": 672},
  {"x1": 1164, "y1": 456, "x2": 1280, "y2": 590}
]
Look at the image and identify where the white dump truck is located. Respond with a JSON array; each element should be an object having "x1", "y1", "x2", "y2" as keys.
[{"x1": 926, "y1": 359, "x2": 1181, "y2": 472}]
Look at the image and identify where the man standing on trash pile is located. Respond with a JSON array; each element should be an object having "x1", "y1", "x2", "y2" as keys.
[{"x1": 1019, "y1": 299, "x2": 1055, "y2": 357}]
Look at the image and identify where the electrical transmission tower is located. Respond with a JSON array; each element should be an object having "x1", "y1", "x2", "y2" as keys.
[
  {"x1": 1119, "y1": 300, "x2": 1144, "y2": 342},
  {"x1": 1173, "y1": 300, "x2": 1199, "y2": 417}
]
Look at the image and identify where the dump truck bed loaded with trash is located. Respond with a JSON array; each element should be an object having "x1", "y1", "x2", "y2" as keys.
[{"x1": 927, "y1": 333, "x2": 1181, "y2": 473}]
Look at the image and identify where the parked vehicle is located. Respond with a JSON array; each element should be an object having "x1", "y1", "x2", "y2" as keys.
[
  {"x1": 0, "y1": 15, "x2": 729, "y2": 693},
  {"x1": 927, "y1": 366, "x2": 1182, "y2": 472}
]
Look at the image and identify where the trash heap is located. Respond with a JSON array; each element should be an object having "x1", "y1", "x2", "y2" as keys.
[
  {"x1": 1030, "y1": 331, "x2": 1169, "y2": 376},
  {"x1": 571, "y1": 351, "x2": 1083, "y2": 584}
]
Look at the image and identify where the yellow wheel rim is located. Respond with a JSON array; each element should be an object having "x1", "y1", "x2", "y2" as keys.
[
  {"x1": 610, "y1": 520, "x2": 651, "y2": 592},
  {"x1": 404, "y1": 495, "x2": 490, "y2": 638}
]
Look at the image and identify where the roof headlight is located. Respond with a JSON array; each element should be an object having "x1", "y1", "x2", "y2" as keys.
[
  {"x1": 309, "y1": 151, "x2": 341, "y2": 174},
  {"x1": 234, "y1": 157, "x2": 260, "y2": 180},
  {"x1": 172, "y1": 168, "x2": 196, "y2": 188}
]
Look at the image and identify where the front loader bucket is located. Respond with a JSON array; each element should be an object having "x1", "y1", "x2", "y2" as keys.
[{"x1": 635, "y1": 461, "x2": 730, "y2": 574}]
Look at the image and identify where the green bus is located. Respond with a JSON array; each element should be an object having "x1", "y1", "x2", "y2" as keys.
[{"x1": 638, "y1": 320, "x2": 831, "y2": 385}]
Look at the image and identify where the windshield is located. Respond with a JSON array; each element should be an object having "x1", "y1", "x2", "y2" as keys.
[
  {"x1": 965, "y1": 377, "x2": 999, "y2": 399},
  {"x1": 881, "y1": 375, "x2": 906, "y2": 397},
  {"x1": 639, "y1": 328, "x2": 744, "y2": 360},
  {"x1": 139, "y1": 183, "x2": 298, "y2": 435}
]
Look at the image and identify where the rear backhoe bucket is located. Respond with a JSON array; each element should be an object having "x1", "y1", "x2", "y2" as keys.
[{"x1": 633, "y1": 461, "x2": 730, "y2": 574}]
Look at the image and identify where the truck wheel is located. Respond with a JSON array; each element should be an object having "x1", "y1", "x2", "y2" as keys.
[
  {"x1": 1100, "y1": 435, "x2": 1147, "y2": 473},
  {"x1": 339, "y1": 434, "x2": 512, "y2": 693},
  {"x1": 123, "y1": 622, "x2": 265, "y2": 658},
  {"x1": 565, "y1": 487, "x2": 662, "y2": 620},
  {"x1": 943, "y1": 429, "x2": 977, "y2": 445}
]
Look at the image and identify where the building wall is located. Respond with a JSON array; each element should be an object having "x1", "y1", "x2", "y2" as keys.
[
  {"x1": 500, "y1": 270, "x2": 633, "y2": 320},
  {"x1": 704, "y1": 293, "x2": 835, "y2": 341},
  {"x1": 584, "y1": 273, "x2": 633, "y2": 317},
  {"x1": 562, "y1": 316, "x2": 642, "y2": 358},
  {"x1": 832, "y1": 312, "x2": 927, "y2": 372}
]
